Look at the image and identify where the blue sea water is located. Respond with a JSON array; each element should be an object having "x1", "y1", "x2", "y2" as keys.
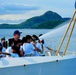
[{"x1": 0, "y1": 29, "x2": 51, "y2": 40}]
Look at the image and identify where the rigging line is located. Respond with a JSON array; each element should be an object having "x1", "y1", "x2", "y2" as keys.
[
  {"x1": 56, "y1": 10, "x2": 76, "y2": 56},
  {"x1": 63, "y1": 18, "x2": 76, "y2": 55}
]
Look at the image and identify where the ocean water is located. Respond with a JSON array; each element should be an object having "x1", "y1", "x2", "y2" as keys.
[{"x1": 0, "y1": 29, "x2": 51, "y2": 40}]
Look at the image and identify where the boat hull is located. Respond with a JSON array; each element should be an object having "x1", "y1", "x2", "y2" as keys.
[{"x1": 0, "y1": 56, "x2": 76, "y2": 75}]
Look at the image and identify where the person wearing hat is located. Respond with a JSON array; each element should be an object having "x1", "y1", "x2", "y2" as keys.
[
  {"x1": 8, "y1": 30, "x2": 22, "y2": 46},
  {"x1": 8, "y1": 30, "x2": 23, "y2": 57}
]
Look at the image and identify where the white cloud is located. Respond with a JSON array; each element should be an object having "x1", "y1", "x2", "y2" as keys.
[
  {"x1": 0, "y1": 10, "x2": 44, "y2": 20},
  {"x1": 0, "y1": 4, "x2": 39, "y2": 15},
  {"x1": 0, "y1": 10, "x2": 46, "y2": 24}
]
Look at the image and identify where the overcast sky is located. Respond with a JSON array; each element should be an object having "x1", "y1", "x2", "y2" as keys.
[{"x1": 0, "y1": 0, "x2": 75, "y2": 24}]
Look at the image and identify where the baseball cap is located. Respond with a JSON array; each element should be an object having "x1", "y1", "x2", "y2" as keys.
[{"x1": 13, "y1": 30, "x2": 22, "y2": 35}]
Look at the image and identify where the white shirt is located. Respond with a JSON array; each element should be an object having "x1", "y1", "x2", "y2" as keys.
[
  {"x1": 33, "y1": 42, "x2": 42, "y2": 56},
  {"x1": 37, "y1": 42, "x2": 47, "y2": 56},
  {"x1": 38, "y1": 38, "x2": 48, "y2": 55},
  {"x1": 6, "y1": 46, "x2": 12, "y2": 54},
  {"x1": 20, "y1": 45, "x2": 23, "y2": 50},
  {"x1": 6, "y1": 46, "x2": 22, "y2": 54},
  {"x1": 36, "y1": 42, "x2": 42, "y2": 50},
  {"x1": 2, "y1": 47, "x2": 6, "y2": 53},
  {"x1": 23, "y1": 43, "x2": 35, "y2": 55}
]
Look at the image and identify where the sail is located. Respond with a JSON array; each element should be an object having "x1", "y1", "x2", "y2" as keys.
[{"x1": 40, "y1": 20, "x2": 76, "y2": 52}]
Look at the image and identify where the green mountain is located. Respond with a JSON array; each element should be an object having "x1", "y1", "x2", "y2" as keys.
[{"x1": 0, "y1": 11, "x2": 70, "y2": 29}]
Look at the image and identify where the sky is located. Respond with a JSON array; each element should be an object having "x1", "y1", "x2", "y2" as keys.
[{"x1": 0, "y1": 0, "x2": 75, "y2": 24}]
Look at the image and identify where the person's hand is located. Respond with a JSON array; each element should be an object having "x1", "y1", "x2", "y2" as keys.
[
  {"x1": 41, "y1": 50, "x2": 43, "y2": 54},
  {"x1": 51, "y1": 49, "x2": 56, "y2": 52},
  {"x1": 33, "y1": 43, "x2": 36, "y2": 47}
]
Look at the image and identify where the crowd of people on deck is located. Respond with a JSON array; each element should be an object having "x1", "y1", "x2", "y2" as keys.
[{"x1": 0, "y1": 30, "x2": 55, "y2": 58}]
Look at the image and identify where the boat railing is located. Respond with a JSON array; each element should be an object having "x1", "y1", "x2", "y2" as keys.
[{"x1": 45, "y1": 50, "x2": 76, "y2": 56}]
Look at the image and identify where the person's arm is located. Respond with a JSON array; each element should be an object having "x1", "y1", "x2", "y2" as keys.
[
  {"x1": 0, "y1": 52, "x2": 11, "y2": 56},
  {"x1": 46, "y1": 47, "x2": 56, "y2": 52},
  {"x1": 40, "y1": 44, "x2": 44, "y2": 53},
  {"x1": 34, "y1": 45, "x2": 42, "y2": 52},
  {"x1": 16, "y1": 43, "x2": 22, "y2": 47},
  {"x1": 19, "y1": 50, "x2": 24, "y2": 56}
]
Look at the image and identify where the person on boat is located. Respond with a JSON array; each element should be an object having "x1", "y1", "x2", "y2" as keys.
[
  {"x1": 6, "y1": 41, "x2": 23, "y2": 57},
  {"x1": 10, "y1": 46, "x2": 19, "y2": 58},
  {"x1": 2, "y1": 46, "x2": 19, "y2": 58},
  {"x1": 1, "y1": 37, "x2": 7, "y2": 48},
  {"x1": 0, "y1": 43, "x2": 6, "y2": 57},
  {"x1": 22, "y1": 35, "x2": 35, "y2": 56},
  {"x1": 32, "y1": 35, "x2": 42, "y2": 56},
  {"x1": 8, "y1": 30, "x2": 23, "y2": 56},
  {"x1": 6, "y1": 41, "x2": 14, "y2": 57},
  {"x1": 9, "y1": 30, "x2": 22, "y2": 46},
  {"x1": 39, "y1": 34, "x2": 55, "y2": 55},
  {"x1": 5, "y1": 46, "x2": 19, "y2": 58}
]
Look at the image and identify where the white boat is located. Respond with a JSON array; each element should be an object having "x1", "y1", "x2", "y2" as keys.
[
  {"x1": 0, "y1": 8, "x2": 76, "y2": 75},
  {"x1": 0, "y1": 55, "x2": 76, "y2": 75},
  {"x1": 0, "y1": 20, "x2": 76, "y2": 75}
]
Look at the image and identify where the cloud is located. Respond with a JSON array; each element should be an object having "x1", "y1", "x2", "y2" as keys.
[
  {"x1": 0, "y1": 4, "x2": 39, "y2": 15},
  {"x1": 0, "y1": 0, "x2": 74, "y2": 24},
  {"x1": 0, "y1": 10, "x2": 45, "y2": 24},
  {"x1": 0, "y1": 19, "x2": 25, "y2": 24}
]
